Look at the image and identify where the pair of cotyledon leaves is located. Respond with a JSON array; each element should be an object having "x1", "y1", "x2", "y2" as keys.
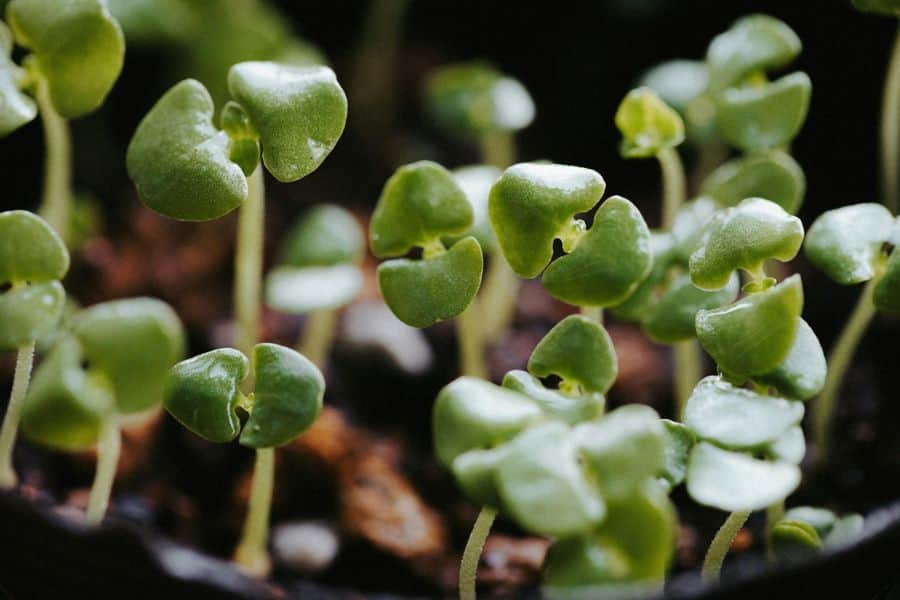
[
  {"x1": 127, "y1": 61, "x2": 348, "y2": 221},
  {"x1": 770, "y1": 505, "x2": 864, "y2": 557},
  {"x1": 0, "y1": 0, "x2": 124, "y2": 137}
]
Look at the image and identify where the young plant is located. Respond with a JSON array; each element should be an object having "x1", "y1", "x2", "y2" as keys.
[
  {"x1": 20, "y1": 297, "x2": 185, "y2": 523},
  {"x1": 770, "y1": 505, "x2": 864, "y2": 558},
  {"x1": 0, "y1": 210, "x2": 69, "y2": 487},
  {"x1": 804, "y1": 203, "x2": 900, "y2": 454},
  {"x1": 126, "y1": 61, "x2": 347, "y2": 358},
  {"x1": 265, "y1": 204, "x2": 364, "y2": 368},
  {"x1": 165, "y1": 342, "x2": 324, "y2": 576},
  {"x1": 0, "y1": 0, "x2": 125, "y2": 242}
]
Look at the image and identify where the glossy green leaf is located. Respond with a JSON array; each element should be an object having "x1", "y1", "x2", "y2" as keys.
[
  {"x1": 783, "y1": 506, "x2": 837, "y2": 537},
  {"x1": 771, "y1": 520, "x2": 822, "y2": 555},
  {"x1": 240, "y1": 343, "x2": 324, "y2": 448},
  {"x1": 165, "y1": 347, "x2": 248, "y2": 443},
  {"x1": 715, "y1": 72, "x2": 812, "y2": 152},
  {"x1": 0, "y1": 281, "x2": 65, "y2": 350},
  {"x1": 227, "y1": 62, "x2": 346, "y2": 183},
  {"x1": 852, "y1": 0, "x2": 900, "y2": 15},
  {"x1": 754, "y1": 318, "x2": 826, "y2": 400},
  {"x1": 451, "y1": 445, "x2": 509, "y2": 508},
  {"x1": 106, "y1": 0, "x2": 197, "y2": 45},
  {"x1": 488, "y1": 162, "x2": 606, "y2": 278},
  {"x1": 542, "y1": 195, "x2": 653, "y2": 307},
  {"x1": 265, "y1": 265, "x2": 362, "y2": 314},
  {"x1": 660, "y1": 419, "x2": 694, "y2": 488},
  {"x1": 573, "y1": 404, "x2": 665, "y2": 499},
  {"x1": 642, "y1": 272, "x2": 739, "y2": 343},
  {"x1": 527, "y1": 315, "x2": 617, "y2": 394},
  {"x1": 640, "y1": 60, "x2": 708, "y2": 114},
  {"x1": 672, "y1": 196, "x2": 718, "y2": 262},
  {"x1": 279, "y1": 204, "x2": 364, "y2": 267},
  {"x1": 766, "y1": 426, "x2": 806, "y2": 464},
  {"x1": 543, "y1": 536, "x2": 630, "y2": 590},
  {"x1": 686, "y1": 442, "x2": 800, "y2": 511},
  {"x1": 805, "y1": 203, "x2": 893, "y2": 285},
  {"x1": 126, "y1": 79, "x2": 248, "y2": 221},
  {"x1": 7, "y1": 0, "x2": 124, "y2": 118},
  {"x1": 0, "y1": 210, "x2": 69, "y2": 284},
  {"x1": 696, "y1": 275, "x2": 803, "y2": 377},
  {"x1": 690, "y1": 198, "x2": 804, "y2": 291},
  {"x1": 874, "y1": 250, "x2": 900, "y2": 312},
  {"x1": 702, "y1": 151, "x2": 806, "y2": 214},
  {"x1": 501, "y1": 370, "x2": 603, "y2": 426},
  {"x1": 370, "y1": 160, "x2": 472, "y2": 257},
  {"x1": 450, "y1": 165, "x2": 501, "y2": 253},
  {"x1": 615, "y1": 87, "x2": 685, "y2": 158},
  {"x1": 684, "y1": 376, "x2": 804, "y2": 449},
  {"x1": 0, "y1": 20, "x2": 36, "y2": 137},
  {"x1": 610, "y1": 232, "x2": 678, "y2": 322},
  {"x1": 377, "y1": 236, "x2": 483, "y2": 328}
]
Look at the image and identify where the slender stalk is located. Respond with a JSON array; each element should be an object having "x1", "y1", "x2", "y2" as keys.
[
  {"x1": 459, "y1": 506, "x2": 497, "y2": 600},
  {"x1": 813, "y1": 277, "x2": 879, "y2": 457},
  {"x1": 35, "y1": 76, "x2": 73, "y2": 243},
  {"x1": 85, "y1": 417, "x2": 121, "y2": 524},
  {"x1": 456, "y1": 301, "x2": 486, "y2": 378},
  {"x1": 298, "y1": 308, "x2": 338, "y2": 370},
  {"x1": 234, "y1": 167, "x2": 265, "y2": 360},
  {"x1": 881, "y1": 21, "x2": 900, "y2": 214},
  {"x1": 580, "y1": 305, "x2": 603, "y2": 323},
  {"x1": 479, "y1": 131, "x2": 515, "y2": 171},
  {"x1": 702, "y1": 510, "x2": 751, "y2": 582},
  {"x1": 0, "y1": 339, "x2": 36, "y2": 488},
  {"x1": 765, "y1": 501, "x2": 785, "y2": 561},
  {"x1": 657, "y1": 147, "x2": 686, "y2": 230},
  {"x1": 674, "y1": 339, "x2": 701, "y2": 420},
  {"x1": 234, "y1": 447, "x2": 275, "y2": 576},
  {"x1": 480, "y1": 253, "x2": 521, "y2": 344}
]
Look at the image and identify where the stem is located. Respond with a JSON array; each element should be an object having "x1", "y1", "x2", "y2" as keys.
[
  {"x1": 85, "y1": 417, "x2": 121, "y2": 524},
  {"x1": 35, "y1": 76, "x2": 73, "y2": 244},
  {"x1": 480, "y1": 254, "x2": 521, "y2": 344},
  {"x1": 702, "y1": 510, "x2": 751, "y2": 582},
  {"x1": 674, "y1": 339, "x2": 702, "y2": 420},
  {"x1": 765, "y1": 501, "x2": 785, "y2": 561},
  {"x1": 234, "y1": 447, "x2": 275, "y2": 576},
  {"x1": 479, "y1": 131, "x2": 515, "y2": 170},
  {"x1": 456, "y1": 301, "x2": 486, "y2": 378},
  {"x1": 657, "y1": 147, "x2": 686, "y2": 230},
  {"x1": 298, "y1": 308, "x2": 338, "y2": 370},
  {"x1": 812, "y1": 277, "x2": 879, "y2": 457},
  {"x1": 580, "y1": 305, "x2": 603, "y2": 323},
  {"x1": 459, "y1": 506, "x2": 497, "y2": 600},
  {"x1": 234, "y1": 167, "x2": 265, "y2": 361},
  {"x1": 881, "y1": 21, "x2": 900, "y2": 214},
  {"x1": 0, "y1": 340, "x2": 36, "y2": 488}
]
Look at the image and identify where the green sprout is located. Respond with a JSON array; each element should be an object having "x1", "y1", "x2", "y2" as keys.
[
  {"x1": 0, "y1": 0, "x2": 125, "y2": 243},
  {"x1": 0, "y1": 210, "x2": 69, "y2": 488},
  {"x1": 20, "y1": 297, "x2": 185, "y2": 523},
  {"x1": 265, "y1": 204, "x2": 364, "y2": 368},
  {"x1": 770, "y1": 506, "x2": 864, "y2": 558},
  {"x1": 165, "y1": 342, "x2": 324, "y2": 576}
]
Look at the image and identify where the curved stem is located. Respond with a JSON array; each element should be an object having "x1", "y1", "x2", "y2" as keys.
[
  {"x1": 234, "y1": 447, "x2": 275, "y2": 576},
  {"x1": 881, "y1": 21, "x2": 900, "y2": 214},
  {"x1": 456, "y1": 301, "x2": 486, "y2": 378},
  {"x1": 459, "y1": 506, "x2": 497, "y2": 600},
  {"x1": 657, "y1": 147, "x2": 686, "y2": 230},
  {"x1": 86, "y1": 417, "x2": 121, "y2": 524},
  {"x1": 702, "y1": 510, "x2": 751, "y2": 582},
  {"x1": 480, "y1": 254, "x2": 521, "y2": 344},
  {"x1": 0, "y1": 340, "x2": 36, "y2": 488},
  {"x1": 234, "y1": 167, "x2": 265, "y2": 361},
  {"x1": 580, "y1": 305, "x2": 603, "y2": 323},
  {"x1": 674, "y1": 339, "x2": 702, "y2": 420},
  {"x1": 35, "y1": 76, "x2": 73, "y2": 244},
  {"x1": 479, "y1": 132, "x2": 515, "y2": 170},
  {"x1": 812, "y1": 277, "x2": 879, "y2": 458},
  {"x1": 298, "y1": 308, "x2": 338, "y2": 370},
  {"x1": 765, "y1": 500, "x2": 785, "y2": 561}
]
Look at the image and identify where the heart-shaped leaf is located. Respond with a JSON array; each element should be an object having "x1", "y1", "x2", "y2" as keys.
[
  {"x1": 805, "y1": 203, "x2": 894, "y2": 285},
  {"x1": 527, "y1": 314, "x2": 617, "y2": 394},
  {"x1": 702, "y1": 150, "x2": 805, "y2": 214},
  {"x1": 501, "y1": 370, "x2": 603, "y2": 425},
  {"x1": 754, "y1": 318, "x2": 826, "y2": 400},
  {"x1": 240, "y1": 343, "x2": 324, "y2": 448},
  {"x1": 7, "y1": 0, "x2": 124, "y2": 118},
  {"x1": 684, "y1": 376, "x2": 804, "y2": 449},
  {"x1": 279, "y1": 204, "x2": 364, "y2": 268},
  {"x1": 783, "y1": 506, "x2": 838, "y2": 538},
  {"x1": 690, "y1": 198, "x2": 804, "y2": 291},
  {"x1": 771, "y1": 520, "x2": 822, "y2": 555},
  {"x1": 660, "y1": 419, "x2": 695, "y2": 488},
  {"x1": 227, "y1": 62, "x2": 347, "y2": 183},
  {"x1": 852, "y1": 0, "x2": 900, "y2": 15},
  {"x1": 127, "y1": 79, "x2": 248, "y2": 221},
  {"x1": 166, "y1": 347, "x2": 248, "y2": 443},
  {"x1": 696, "y1": 274, "x2": 803, "y2": 377},
  {"x1": 715, "y1": 72, "x2": 812, "y2": 152},
  {"x1": 686, "y1": 441, "x2": 800, "y2": 511},
  {"x1": 370, "y1": 160, "x2": 472, "y2": 257},
  {"x1": 265, "y1": 264, "x2": 362, "y2": 314},
  {"x1": 615, "y1": 87, "x2": 685, "y2": 158},
  {"x1": 489, "y1": 162, "x2": 606, "y2": 278},
  {"x1": 640, "y1": 60, "x2": 708, "y2": 114},
  {"x1": 0, "y1": 21, "x2": 36, "y2": 137},
  {"x1": 706, "y1": 15, "x2": 801, "y2": 93},
  {"x1": 0, "y1": 210, "x2": 69, "y2": 285},
  {"x1": 449, "y1": 165, "x2": 502, "y2": 254},
  {"x1": 0, "y1": 281, "x2": 65, "y2": 350},
  {"x1": 874, "y1": 250, "x2": 900, "y2": 312},
  {"x1": 766, "y1": 426, "x2": 806, "y2": 464},
  {"x1": 642, "y1": 272, "x2": 739, "y2": 343},
  {"x1": 542, "y1": 195, "x2": 652, "y2": 307},
  {"x1": 610, "y1": 232, "x2": 679, "y2": 322}
]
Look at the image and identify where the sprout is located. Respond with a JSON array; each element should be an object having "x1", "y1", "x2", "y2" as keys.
[
  {"x1": 165, "y1": 342, "x2": 324, "y2": 575},
  {"x1": 771, "y1": 506, "x2": 864, "y2": 558},
  {"x1": 0, "y1": 210, "x2": 69, "y2": 488}
]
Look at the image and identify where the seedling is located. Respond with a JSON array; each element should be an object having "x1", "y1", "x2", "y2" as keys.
[
  {"x1": 0, "y1": 210, "x2": 69, "y2": 487},
  {"x1": 265, "y1": 204, "x2": 365, "y2": 368},
  {"x1": 165, "y1": 342, "x2": 324, "y2": 576},
  {"x1": 770, "y1": 506, "x2": 864, "y2": 558},
  {"x1": 0, "y1": 0, "x2": 124, "y2": 242},
  {"x1": 20, "y1": 297, "x2": 184, "y2": 523}
]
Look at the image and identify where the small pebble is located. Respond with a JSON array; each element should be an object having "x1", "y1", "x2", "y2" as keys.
[{"x1": 271, "y1": 520, "x2": 340, "y2": 574}]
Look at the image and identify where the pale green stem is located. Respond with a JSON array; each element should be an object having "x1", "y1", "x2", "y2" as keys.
[
  {"x1": 456, "y1": 301, "x2": 486, "y2": 378},
  {"x1": 35, "y1": 76, "x2": 73, "y2": 244},
  {"x1": 881, "y1": 21, "x2": 900, "y2": 214},
  {"x1": 702, "y1": 510, "x2": 751, "y2": 582},
  {"x1": 234, "y1": 447, "x2": 275, "y2": 576},
  {"x1": 298, "y1": 308, "x2": 337, "y2": 370},
  {"x1": 765, "y1": 501, "x2": 785, "y2": 561},
  {"x1": 480, "y1": 253, "x2": 521, "y2": 345},
  {"x1": 813, "y1": 277, "x2": 879, "y2": 457},
  {"x1": 234, "y1": 167, "x2": 265, "y2": 361},
  {"x1": 459, "y1": 506, "x2": 497, "y2": 600},
  {"x1": 0, "y1": 339, "x2": 36, "y2": 488},
  {"x1": 479, "y1": 131, "x2": 515, "y2": 170},
  {"x1": 674, "y1": 339, "x2": 702, "y2": 420},
  {"x1": 657, "y1": 146, "x2": 686, "y2": 230},
  {"x1": 86, "y1": 417, "x2": 121, "y2": 524},
  {"x1": 580, "y1": 305, "x2": 603, "y2": 323}
]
